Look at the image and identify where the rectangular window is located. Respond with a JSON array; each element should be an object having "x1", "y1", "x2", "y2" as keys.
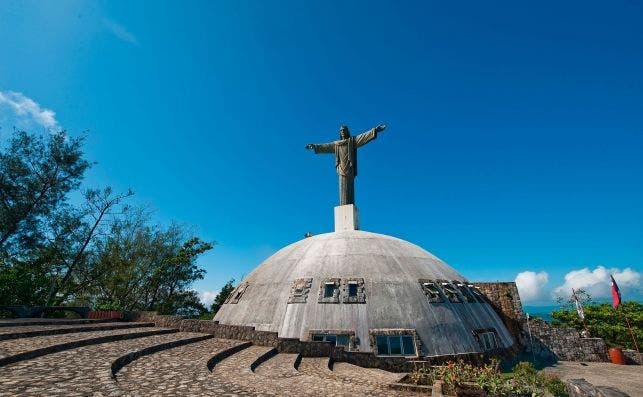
[
  {"x1": 325, "y1": 334, "x2": 337, "y2": 345},
  {"x1": 313, "y1": 334, "x2": 351, "y2": 347},
  {"x1": 348, "y1": 283, "x2": 358, "y2": 297},
  {"x1": 402, "y1": 336, "x2": 415, "y2": 355},
  {"x1": 337, "y1": 335, "x2": 350, "y2": 347},
  {"x1": 476, "y1": 331, "x2": 498, "y2": 351},
  {"x1": 324, "y1": 283, "x2": 336, "y2": 298},
  {"x1": 374, "y1": 335, "x2": 417, "y2": 357},
  {"x1": 389, "y1": 336, "x2": 402, "y2": 355},
  {"x1": 376, "y1": 336, "x2": 389, "y2": 355}
]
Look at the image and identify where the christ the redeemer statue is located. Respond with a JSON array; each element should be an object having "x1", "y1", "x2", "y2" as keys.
[{"x1": 305, "y1": 124, "x2": 386, "y2": 205}]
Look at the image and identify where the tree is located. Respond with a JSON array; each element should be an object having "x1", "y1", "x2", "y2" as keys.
[
  {"x1": 0, "y1": 131, "x2": 90, "y2": 255},
  {"x1": 89, "y1": 213, "x2": 214, "y2": 314},
  {"x1": 0, "y1": 129, "x2": 214, "y2": 316},
  {"x1": 551, "y1": 301, "x2": 642, "y2": 349},
  {"x1": 211, "y1": 279, "x2": 235, "y2": 314}
]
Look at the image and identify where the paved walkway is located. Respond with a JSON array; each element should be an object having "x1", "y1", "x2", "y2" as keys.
[
  {"x1": 0, "y1": 326, "x2": 171, "y2": 359},
  {"x1": 0, "y1": 331, "x2": 207, "y2": 396},
  {"x1": 211, "y1": 348, "x2": 424, "y2": 396},
  {"x1": 116, "y1": 337, "x2": 245, "y2": 396},
  {"x1": 542, "y1": 361, "x2": 642, "y2": 397}
]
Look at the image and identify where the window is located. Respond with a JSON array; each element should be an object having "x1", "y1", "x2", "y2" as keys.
[
  {"x1": 419, "y1": 280, "x2": 445, "y2": 303},
  {"x1": 348, "y1": 283, "x2": 358, "y2": 297},
  {"x1": 313, "y1": 334, "x2": 349, "y2": 347},
  {"x1": 475, "y1": 330, "x2": 499, "y2": 351},
  {"x1": 319, "y1": 278, "x2": 341, "y2": 303},
  {"x1": 375, "y1": 335, "x2": 416, "y2": 356},
  {"x1": 440, "y1": 282, "x2": 462, "y2": 303},
  {"x1": 342, "y1": 278, "x2": 366, "y2": 303}
]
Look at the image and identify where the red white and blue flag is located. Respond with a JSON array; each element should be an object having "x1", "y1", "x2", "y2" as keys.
[{"x1": 610, "y1": 275, "x2": 622, "y2": 309}]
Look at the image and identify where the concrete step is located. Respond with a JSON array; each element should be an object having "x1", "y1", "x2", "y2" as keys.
[
  {"x1": 0, "y1": 318, "x2": 119, "y2": 327},
  {"x1": 0, "y1": 326, "x2": 177, "y2": 367},
  {"x1": 0, "y1": 321, "x2": 155, "y2": 340}
]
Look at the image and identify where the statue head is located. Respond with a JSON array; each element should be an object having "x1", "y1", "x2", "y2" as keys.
[{"x1": 339, "y1": 125, "x2": 350, "y2": 139}]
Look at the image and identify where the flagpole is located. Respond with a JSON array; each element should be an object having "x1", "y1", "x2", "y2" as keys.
[{"x1": 620, "y1": 306, "x2": 640, "y2": 363}]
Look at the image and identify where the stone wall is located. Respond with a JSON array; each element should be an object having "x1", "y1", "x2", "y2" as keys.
[
  {"x1": 520, "y1": 318, "x2": 608, "y2": 362},
  {"x1": 474, "y1": 282, "x2": 525, "y2": 322},
  {"x1": 125, "y1": 311, "x2": 505, "y2": 372},
  {"x1": 471, "y1": 283, "x2": 610, "y2": 363}
]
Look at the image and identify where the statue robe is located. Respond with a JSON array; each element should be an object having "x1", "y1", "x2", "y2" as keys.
[{"x1": 310, "y1": 128, "x2": 378, "y2": 205}]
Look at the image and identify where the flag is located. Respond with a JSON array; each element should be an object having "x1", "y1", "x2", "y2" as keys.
[
  {"x1": 571, "y1": 288, "x2": 585, "y2": 320},
  {"x1": 611, "y1": 275, "x2": 622, "y2": 309}
]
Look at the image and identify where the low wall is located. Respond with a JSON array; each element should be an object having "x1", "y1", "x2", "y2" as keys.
[
  {"x1": 125, "y1": 311, "x2": 506, "y2": 372},
  {"x1": 519, "y1": 318, "x2": 608, "y2": 362}
]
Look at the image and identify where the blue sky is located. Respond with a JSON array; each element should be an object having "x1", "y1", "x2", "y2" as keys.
[{"x1": 1, "y1": 1, "x2": 641, "y2": 306}]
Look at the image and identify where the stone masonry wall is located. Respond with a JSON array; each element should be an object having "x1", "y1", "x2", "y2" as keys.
[
  {"x1": 125, "y1": 311, "x2": 502, "y2": 372},
  {"x1": 473, "y1": 282, "x2": 609, "y2": 363}
]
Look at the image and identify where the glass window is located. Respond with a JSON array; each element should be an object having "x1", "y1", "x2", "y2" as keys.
[
  {"x1": 337, "y1": 335, "x2": 350, "y2": 347},
  {"x1": 477, "y1": 331, "x2": 498, "y2": 350},
  {"x1": 402, "y1": 336, "x2": 415, "y2": 355},
  {"x1": 376, "y1": 336, "x2": 389, "y2": 355},
  {"x1": 348, "y1": 283, "x2": 358, "y2": 297},
  {"x1": 389, "y1": 336, "x2": 402, "y2": 355},
  {"x1": 312, "y1": 335, "x2": 324, "y2": 342},
  {"x1": 324, "y1": 334, "x2": 337, "y2": 345},
  {"x1": 324, "y1": 284, "x2": 335, "y2": 298}
]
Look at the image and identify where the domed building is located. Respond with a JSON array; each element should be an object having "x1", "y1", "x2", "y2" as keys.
[
  {"x1": 214, "y1": 209, "x2": 513, "y2": 358},
  {"x1": 215, "y1": 126, "x2": 514, "y2": 359}
]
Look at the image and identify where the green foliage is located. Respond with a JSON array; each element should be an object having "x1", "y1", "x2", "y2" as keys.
[
  {"x1": 210, "y1": 279, "x2": 235, "y2": 314},
  {"x1": 408, "y1": 360, "x2": 568, "y2": 397},
  {"x1": 0, "y1": 129, "x2": 214, "y2": 316},
  {"x1": 551, "y1": 301, "x2": 642, "y2": 349}
]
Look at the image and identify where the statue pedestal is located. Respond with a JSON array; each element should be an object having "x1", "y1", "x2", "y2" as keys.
[{"x1": 334, "y1": 204, "x2": 359, "y2": 232}]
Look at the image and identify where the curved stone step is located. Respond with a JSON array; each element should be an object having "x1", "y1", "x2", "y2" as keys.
[
  {"x1": 254, "y1": 352, "x2": 301, "y2": 378},
  {"x1": 0, "y1": 326, "x2": 177, "y2": 367},
  {"x1": 0, "y1": 318, "x2": 118, "y2": 328},
  {"x1": 206, "y1": 340, "x2": 252, "y2": 370},
  {"x1": 331, "y1": 361, "x2": 404, "y2": 387},
  {"x1": 0, "y1": 332, "x2": 213, "y2": 396},
  {"x1": 110, "y1": 333, "x2": 213, "y2": 376},
  {"x1": 115, "y1": 338, "x2": 248, "y2": 396},
  {"x1": 0, "y1": 321, "x2": 155, "y2": 341}
]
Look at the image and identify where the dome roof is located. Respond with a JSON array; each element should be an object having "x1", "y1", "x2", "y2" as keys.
[{"x1": 214, "y1": 230, "x2": 513, "y2": 357}]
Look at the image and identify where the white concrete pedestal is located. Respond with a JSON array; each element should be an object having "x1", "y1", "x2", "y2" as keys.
[{"x1": 334, "y1": 204, "x2": 359, "y2": 231}]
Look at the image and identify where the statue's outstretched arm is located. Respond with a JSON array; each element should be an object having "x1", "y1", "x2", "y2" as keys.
[
  {"x1": 305, "y1": 142, "x2": 335, "y2": 154},
  {"x1": 355, "y1": 124, "x2": 386, "y2": 147}
]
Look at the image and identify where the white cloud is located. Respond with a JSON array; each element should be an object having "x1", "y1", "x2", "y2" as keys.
[
  {"x1": 0, "y1": 91, "x2": 60, "y2": 131},
  {"x1": 199, "y1": 290, "x2": 218, "y2": 307},
  {"x1": 515, "y1": 270, "x2": 549, "y2": 303},
  {"x1": 103, "y1": 18, "x2": 138, "y2": 45},
  {"x1": 553, "y1": 266, "x2": 641, "y2": 300}
]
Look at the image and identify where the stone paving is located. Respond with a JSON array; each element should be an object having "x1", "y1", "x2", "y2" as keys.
[
  {"x1": 116, "y1": 337, "x2": 246, "y2": 396},
  {"x1": 542, "y1": 361, "x2": 642, "y2": 397},
  {"x1": 211, "y1": 347, "x2": 425, "y2": 396},
  {"x1": 0, "y1": 331, "x2": 209, "y2": 396},
  {"x1": 254, "y1": 352, "x2": 300, "y2": 378},
  {"x1": 0, "y1": 326, "x2": 172, "y2": 359},
  {"x1": 0, "y1": 321, "x2": 427, "y2": 396},
  {"x1": 0, "y1": 321, "x2": 152, "y2": 338}
]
